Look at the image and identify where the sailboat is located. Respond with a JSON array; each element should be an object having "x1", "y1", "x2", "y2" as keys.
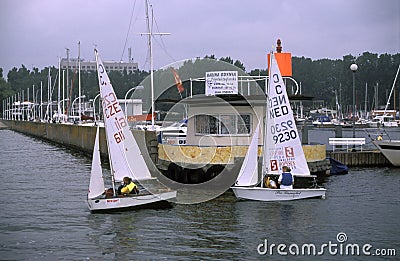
[
  {"x1": 86, "y1": 49, "x2": 176, "y2": 213},
  {"x1": 372, "y1": 64, "x2": 400, "y2": 167},
  {"x1": 231, "y1": 52, "x2": 326, "y2": 201}
]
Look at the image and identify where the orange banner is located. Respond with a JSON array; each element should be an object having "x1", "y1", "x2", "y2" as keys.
[
  {"x1": 267, "y1": 52, "x2": 292, "y2": 77},
  {"x1": 127, "y1": 113, "x2": 156, "y2": 122}
]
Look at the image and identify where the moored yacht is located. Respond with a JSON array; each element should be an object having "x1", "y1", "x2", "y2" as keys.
[
  {"x1": 313, "y1": 115, "x2": 334, "y2": 128},
  {"x1": 368, "y1": 115, "x2": 398, "y2": 128},
  {"x1": 373, "y1": 139, "x2": 400, "y2": 167}
]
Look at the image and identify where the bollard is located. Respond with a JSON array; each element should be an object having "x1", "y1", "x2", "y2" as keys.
[
  {"x1": 301, "y1": 124, "x2": 309, "y2": 144},
  {"x1": 334, "y1": 125, "x2": 343, "y2": 138},
  {"x1": 334, "y1": 125, "x2": 342, "y2": 150}
]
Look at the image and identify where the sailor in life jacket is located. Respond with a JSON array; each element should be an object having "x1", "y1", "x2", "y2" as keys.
[
  {"x1": 118, "y1": 177, "x2": 139, "y2": 195},
  {"x1": 278, "y1": 166, "x2": 294, "y2": 189}
]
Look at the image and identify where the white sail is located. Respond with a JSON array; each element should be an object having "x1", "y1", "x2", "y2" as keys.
[
  {"x1": 235, "y1": 123, "x2": 260, "y2": 186},
  {"x1": 264, "y1": 53, "x2": 310, "y2": 176},
  {"x1": 95, "y1": 50, "x2": 152, "y2": 182},
  {"x1": 88, "y1": 126, "x2": 105, "y2": 199}
]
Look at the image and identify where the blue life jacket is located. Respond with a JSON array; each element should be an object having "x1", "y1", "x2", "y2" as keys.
[{"x1": 281, "y1": 172, "x2": 293, "y2": 186}]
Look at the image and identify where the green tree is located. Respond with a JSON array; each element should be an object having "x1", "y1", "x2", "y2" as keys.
[
  {"x1": 219, "y1": 56, "x2": 233, "y2": 64},
  {"x1": 2, "y1": 52, "x2": 399, "y2": 117},
  {"x1": 0, "y1": 68, "x2": 14, "y2": 116}
]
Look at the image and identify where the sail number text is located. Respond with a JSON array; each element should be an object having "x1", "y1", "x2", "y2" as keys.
[
  {"x1": 102, "y1": 92, "x2": 121, "y2": 119},
  {"x1": 101, "y1": 90, "x2": 127, "y2": 144},
  {"x1": 271, "y1": 120, "x2": 297, "y2": 144},
  {"x1": 113, "y1": 117, "x2": 127, "y2": 144}
]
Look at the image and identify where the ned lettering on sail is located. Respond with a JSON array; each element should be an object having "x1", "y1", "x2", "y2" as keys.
[
  {"x1": 269, "y1": 74, "x2": 289, "y2": 119},
  {"x1": 268, "y1": 72, "x2": 296, "y2": 144}
]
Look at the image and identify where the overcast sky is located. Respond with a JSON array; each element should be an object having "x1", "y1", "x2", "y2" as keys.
[{"x1": 0, "y1": 0, "x2": 399, "y2": 76}]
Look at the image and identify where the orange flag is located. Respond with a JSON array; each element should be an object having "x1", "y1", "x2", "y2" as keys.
[{"x1": 171, "y1": 67, "x2": 184, "y2": 94}]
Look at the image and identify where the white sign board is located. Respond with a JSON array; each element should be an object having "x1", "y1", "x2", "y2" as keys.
[{"x1": 205, "y1": 71, "x2": 238, "y2": 95}]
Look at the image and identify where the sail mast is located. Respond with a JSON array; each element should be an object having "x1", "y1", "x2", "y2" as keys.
[
  {"x1": 58, "y1": 57, "x2": 61, "y2": 121},
  {"x1": 40, "y1": 81, "x2": 43, "y2": 121},
  {"x1": 364, "y1": 82, "x2": 367, "y2": 118},
  {"x1": 145, "y1": 1, "x2": 155, "y2": 129},
  {"x1": 94, "y1": 51, "x2": 117, "y2": 195},
  {"x1": 384, "y1": 64, "x2": 400, "y2": 115},
  {"x1": 100, "y1": 93, "x2": 117, "y2": 195},
  {"x1": 142, "y1": 0, "x2": 170, "y2": 129},
  {"x1": 106, "y1": 128, "x2": 117, "y2": 196},
  {"x1": 78, "y1": 41, "x2": 82, "y2": 119},
  {"x1": 262, "y1": 51, "x2": 273, "y2": 178}
]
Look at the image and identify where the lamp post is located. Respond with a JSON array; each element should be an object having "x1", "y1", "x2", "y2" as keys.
[
  {"x1": 45, "y1": 101, "x2": 57, "y2": 122},
  {"x1": 71, "y1": 95, "x2": 86, "y2": 120},
  {"x1": 38, "y1": 104, "x2": 44, "y2": 122},
  {"x1": 57, "y1": 98, "x2": 69, "y2": 122},
  {"x1": 350, "y1": 63, "x2": 358, "y2": 147},
  {"x1": 124, "y1": 85, "x2": 144, "y2": 122}
]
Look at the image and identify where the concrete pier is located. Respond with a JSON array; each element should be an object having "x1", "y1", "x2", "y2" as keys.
[
  {"x1": 327, "y1": 151, "x2": 390, "y2": 167},
  {"x1": 1, "y1": 119, "x2": 331, "y2": 183},
  {"x1": 0, "y1": 120, "x2": 158, "y2": 163},
  {"x1": 0, "y1": 121, "x2": 9, "y2": 130},
  {"x1": 1, "y1": 119, "x2": 393, "y2": 184}
]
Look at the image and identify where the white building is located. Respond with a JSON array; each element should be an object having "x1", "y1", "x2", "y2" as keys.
[
  {"x1": 182, "y1": 95, "x2": 266, "y2": 147},
  {"x1": 60, "y1": 58, "x2": 138, "y2": 73},
  {"x1": 118, "y1": 99, "x2": 143, "y2": 118}
]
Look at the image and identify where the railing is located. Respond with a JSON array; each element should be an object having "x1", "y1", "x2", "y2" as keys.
[
  {"x1": 329, "y1": 137, "x2": 366, "y2": 151},
  {"x1": 188, "y1": 75, "x2": 300, "y2": 97}
]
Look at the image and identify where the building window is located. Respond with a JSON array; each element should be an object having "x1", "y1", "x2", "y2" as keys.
[
  {"x1": 237, "y1": 114, "x2": 251, "y2": 134},
  {"x1": 195, "y1": 114, "x2": 251, "y2": 135}
]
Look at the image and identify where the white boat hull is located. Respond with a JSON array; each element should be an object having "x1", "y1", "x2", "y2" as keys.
[
  {"x1": 368, "y1": 122, "x2": 379, "y2": 128},
  {"x1": 373, "y1": 140, "x2": 400, "y2": 167},
  {"x1": 231, "y1": 186, "x2": 326, "y2": 201},
  {"x1": 87, "y1": 190, "x2": 177, "y2": 212},
  {"x1": 383, "y1": 122, "x2": 399, "y2": 127}
]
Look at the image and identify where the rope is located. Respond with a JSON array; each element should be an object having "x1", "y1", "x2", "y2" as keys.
[{"x1": 120, "y1": 0, "x2": 137, "y2": 62}]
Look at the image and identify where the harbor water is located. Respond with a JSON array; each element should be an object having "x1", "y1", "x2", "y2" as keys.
[{"x1": 0, "y1": 129, "x2": 399, "y2": 260}]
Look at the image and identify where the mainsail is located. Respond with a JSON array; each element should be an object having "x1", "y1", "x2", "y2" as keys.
[
  {"x1": 264, "y1": 53, "x2": 310, "y2": 176},
  {"x1": 88, "y1": 126, "x2": 105, "y2": 199},
  {"x1": 95, "y1": 50, "x2": 152, "y2": 182}
]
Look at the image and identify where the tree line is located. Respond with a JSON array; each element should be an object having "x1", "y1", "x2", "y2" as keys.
[{"x1": 1, "y1": 51, "x2": 399, "y2": 116}]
